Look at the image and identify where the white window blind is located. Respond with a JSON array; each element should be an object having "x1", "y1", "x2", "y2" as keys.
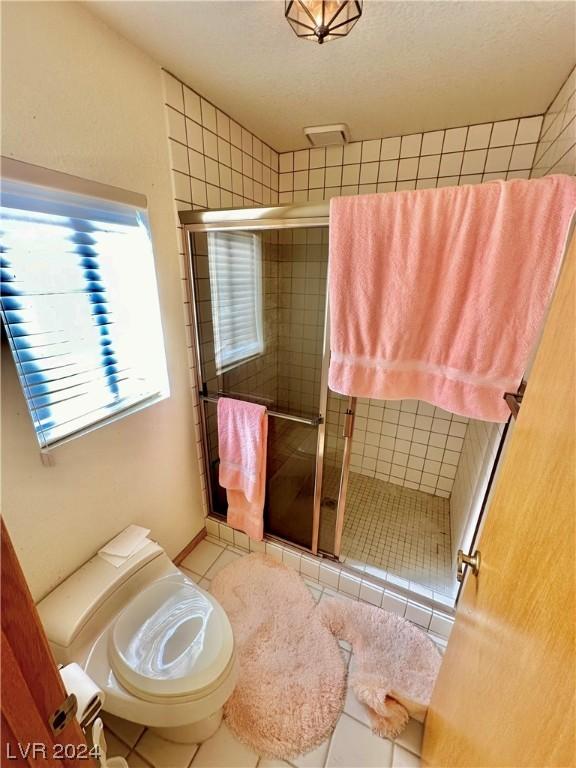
[
  {"x1": 0, "y1": 178, "x2": 170, "y2": 449},
  {"x1": 207, "y1": 231, "x2": 264, "y2": 373}
]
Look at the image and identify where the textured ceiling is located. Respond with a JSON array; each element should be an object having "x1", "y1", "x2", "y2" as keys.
[{"x1": 86, "y1": 0, "x2": 576, "y2": 151}]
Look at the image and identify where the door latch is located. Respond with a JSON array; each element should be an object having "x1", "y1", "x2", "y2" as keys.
[
  {"x1": 457, "y1": 549, "x2": 481, "y2": 582},
  {"x1": 49, "y1": 693, "x2": 77, "y2": 735}
]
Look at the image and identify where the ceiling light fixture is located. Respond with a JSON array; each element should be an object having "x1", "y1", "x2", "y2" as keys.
[{"x1": 285, "y1": 1, "x2": 363, "y2": 44}]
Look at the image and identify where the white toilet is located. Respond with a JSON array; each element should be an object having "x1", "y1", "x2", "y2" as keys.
[{"x1": 37, "y1": 538, "x2": 238, "y2": 744}]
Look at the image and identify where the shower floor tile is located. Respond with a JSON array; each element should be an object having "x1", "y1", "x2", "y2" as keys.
[{"x1": 322, "y1": 470, "x2": 457, "y2": 597}]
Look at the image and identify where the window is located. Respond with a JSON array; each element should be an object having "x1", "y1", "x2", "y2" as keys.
[
  {"x1": 207, "y1": 231, "x2": 264, "y2": 373},
  {"x1": 1, "y1": 177, "x2": 169, "y2": 449}
]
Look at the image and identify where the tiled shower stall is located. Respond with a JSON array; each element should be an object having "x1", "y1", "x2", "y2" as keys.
[{"x1": 164, "y1": 64, "x2": 576, "y2": 599}]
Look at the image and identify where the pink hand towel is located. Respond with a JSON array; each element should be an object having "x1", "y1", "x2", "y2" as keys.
[
  {"x1": 217, "y1": 397, "x2": 268, "y2": 541},
  {"x1": 329, "y1": 175, "x2": 576, "y2": 422}
]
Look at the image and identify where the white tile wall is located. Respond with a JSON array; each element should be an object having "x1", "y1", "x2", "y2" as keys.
[
  {"x1": 327, "y1": 395, "x2": 468, "y2": 498},
  {"x1": 164, "y1": 71, "x2": 279, "y2": 211},
  {"x1": 276, "y1": 229, "x2": 328, "y2": 415},
  {"x1": 162, "y1": 69, "x2": 279, "y2": 514},
  {"x1": 277, "y1": 116, "x2": 542, "y2": 206},
  {"x1": 532, "y1": 65, "x2": 576, "y2": 178},
  {"x1": 450, "y1": 420, "x2": 506, "y2": 560}
]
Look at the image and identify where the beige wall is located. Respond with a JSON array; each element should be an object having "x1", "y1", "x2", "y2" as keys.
[{"x1": 1, "y1": 1, "x2": 203, "y2": 601}]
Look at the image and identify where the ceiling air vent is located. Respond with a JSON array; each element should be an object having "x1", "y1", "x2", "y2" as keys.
[{"x1": 303, "y1": 124, "x2": 350, "y2": 147}]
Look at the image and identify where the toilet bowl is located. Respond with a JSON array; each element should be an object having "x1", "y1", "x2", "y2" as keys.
[{"x1": 37, "y1": 538, "x2": 238, "y2": 743}]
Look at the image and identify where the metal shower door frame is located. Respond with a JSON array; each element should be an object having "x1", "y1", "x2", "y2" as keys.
[{"x1": 180, "y1": 202, "x2": 354, "y2": 557}]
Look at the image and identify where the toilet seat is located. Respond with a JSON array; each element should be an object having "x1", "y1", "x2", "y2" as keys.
[
  {"x1": 38, "y1": 539, "x2": 238, "y2": 737},
  {"x1": 109, "y1": 575, "x2": 234, "y2": 703}
]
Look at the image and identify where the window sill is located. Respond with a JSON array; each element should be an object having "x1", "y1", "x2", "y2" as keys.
[{"x1": 39, "y1": 389, "x2": 170, "y2": 454}]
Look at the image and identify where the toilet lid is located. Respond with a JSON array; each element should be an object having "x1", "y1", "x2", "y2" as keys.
[{"x1": 109, "y1": 575, "x2": 234, "y2": 700}]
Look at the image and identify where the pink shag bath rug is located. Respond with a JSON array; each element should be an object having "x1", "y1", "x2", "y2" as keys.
[
  {"x1": 211, "y1": 553, "x2": 441, "y2": 758},
  {"x1": 319, "y1": 597, "x2": 442, "y2": 738},
  {"x1": 210, "y1": 553, "x2": 346, "y2": 759}
]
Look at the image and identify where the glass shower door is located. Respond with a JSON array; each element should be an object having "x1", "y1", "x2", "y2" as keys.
[
  {"x1": 317, "y1": 393, "x2": 356, "y2": 557},
  {"x1": 267, "y1": 227, "x2": 328, "y2": 547},
  {"x1": 266, "y1": 417, "x2": 320, "y2": 548},
  {"x1": 188, "y1": 224, "x2": 329, "y2": 551}
]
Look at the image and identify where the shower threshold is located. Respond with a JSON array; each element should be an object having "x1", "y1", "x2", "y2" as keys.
[{"x1": 206, "y1": 512, "x2": 456, "y2": 614}]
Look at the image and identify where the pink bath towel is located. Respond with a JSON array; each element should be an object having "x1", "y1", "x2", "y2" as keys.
[
  {"x1": 217, "y1": 397, "x2": 268, "y2": 540},
  {"x1": 329, "y1": 175, "x2": 576, "y2": 421}
]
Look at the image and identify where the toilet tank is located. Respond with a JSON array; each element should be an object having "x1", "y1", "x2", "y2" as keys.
[{"x1": 37, "y1": 540, "x2": 177, "y2": 666}]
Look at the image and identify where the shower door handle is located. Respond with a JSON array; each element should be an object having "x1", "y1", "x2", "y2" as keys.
[
  {"x1": 333, "y1": 396, "x2": 356, "y2": 559},
  {"x1": 200, "y1": 394, "x2": 322, "y2": 426},
  {"x1": 343, "y1": 409, "x2": 355, "y2": 438},
  {"x1": 457, "y1": 549, "x2": 481, "y2": 582}
]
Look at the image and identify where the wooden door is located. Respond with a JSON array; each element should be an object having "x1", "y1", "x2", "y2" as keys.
[
  {"x1": 1, "y1": 519, "x2": 94, "y2": 767},
  {"x1": 422, "y1": 239, "x2": 576, "y2": 766}
]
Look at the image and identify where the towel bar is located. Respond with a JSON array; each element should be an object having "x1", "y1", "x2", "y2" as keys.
[{"x1": 200, "y1": 394, "x2": 323, "y2": 427}]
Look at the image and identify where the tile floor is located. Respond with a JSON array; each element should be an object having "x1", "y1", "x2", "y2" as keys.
[
  {"x1": 322, "y1": 469, "x2": 457, "y2": 597},
  {"x1": 101, "y1": 536, "x2": 450, "y2": 768}
]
